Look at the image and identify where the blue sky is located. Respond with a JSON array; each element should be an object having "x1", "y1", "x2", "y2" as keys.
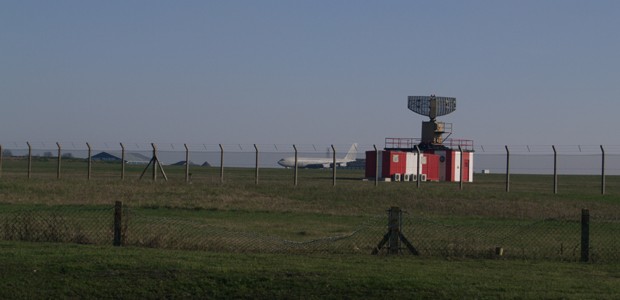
[{"x1": 1, "y1": 1, "x2": 619, "y2": 147}]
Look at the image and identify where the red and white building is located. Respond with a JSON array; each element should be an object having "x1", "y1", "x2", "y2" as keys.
[{"x1": 365, "y1": 138, "x2": 474, "y2": 182}]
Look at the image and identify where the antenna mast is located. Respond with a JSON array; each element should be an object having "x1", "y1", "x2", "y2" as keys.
[{"x1": 407, "y1": 95, "x2": 456, "y2": 148}]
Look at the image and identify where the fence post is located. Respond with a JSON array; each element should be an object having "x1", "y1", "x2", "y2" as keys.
[
  {"x1": 27, "y1": 142, "x2": 32, "y2": 179},
  {"x1": 0, "y1": 144, "x2": 3, "y2": 178},
  {"x1": 372, "y1": 206, "x2": 419, "y2": 255},
  {"x1": 387, "y1": 207, "x2": 401, "y2": 254},
  {"x1": 184, "y1": 144, "x2": 190, "y2": 183},
  {"x1": 415, "y1": 145, "x2": 421, "y2": 188},
  {"x1": 114, "y1": 201, "x2": 123, "y2": 246},
  {"x1": 331, "y1": 144, "x2": 336, "y2": 187},
  {"x1": 86, "y1": 143, "x2": 92, "y2": 180},
  {"x1": 152, "y1": 143, "x2": 157, "y2": 181},
  {"x1": 552, "y1": 145, "x2": 557, "y2": 194},
  {"x1": 458, "y1": 146, "x2": 464, "y2": 190},
  {"x1": 600, "y1": 145, "x2": 605, "y2": 195},
  {"x1": 505, "y1": 145, "x2": 510, "y2": 192},
  {"x1": 219, "y1": 144, "x2": 224, "y2": 184},
  {"x1": 254, "y1": 144, "x2": 259, "y2": 185},
  {"x1": 120, "y1": 143, "x2": 125, "y2": 180},
  {"x1": 293, "y1": 144, "x2": 298, "y2": 186},
  {"x1": 56, "y1": 142, "x2": 61, "y2": 179},
  {"x1": 373, "y1": 144, "x2": 378, "y2": 187},
  {"x1": 581, "y1": 208, "x2": 590, "y2": 262}
]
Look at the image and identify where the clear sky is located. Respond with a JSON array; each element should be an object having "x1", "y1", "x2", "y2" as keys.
[{"x1": 2, "y1": 0, "x2": 619, "y2": 147}]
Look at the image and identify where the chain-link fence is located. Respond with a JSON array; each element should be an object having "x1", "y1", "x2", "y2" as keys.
[
  {"x1": 123, "y1": 212, "x2": 385, "y2": 254},
  {"x1": 377, "y1": 209, "x2": 619, "y2": 263},
  {"x1": 0, "y1": 205, "x2": 113, "y2": 245},
  {"x1": 0, "y1": 142, "x2": 367, "y2": 184},
  {"x1": 1, "y1": 204, "x2": 618, "y2": 262},
  {"x1": 0, "y1": 142, "x2": 620, "y2": 192},
  {"x1": 403, "y1": 213, "x2": 583, "y2": 260},
  {"x1": 2, "y1": 142, "x2": 620, "y2": 193}
]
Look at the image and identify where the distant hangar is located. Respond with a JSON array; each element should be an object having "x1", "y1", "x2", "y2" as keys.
[{"x1": 92, "y1": 152, "x2": 150, "y2": 164}]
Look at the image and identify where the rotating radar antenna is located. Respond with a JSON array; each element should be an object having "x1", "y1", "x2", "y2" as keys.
[
  {"x1": 407, "y1": 95, "x2": 456, "y2": 147},
  {"x1": 407, "y1": 95, "x2": 456, "y2": 121}
]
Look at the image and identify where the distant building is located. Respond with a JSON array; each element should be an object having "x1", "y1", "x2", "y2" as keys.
[
  {"x1": 92, "y1": 152, "x2": 150, "y2": 164},
  {"x1": 171, "y1": 160, "x2": 199, "y2": 166}
]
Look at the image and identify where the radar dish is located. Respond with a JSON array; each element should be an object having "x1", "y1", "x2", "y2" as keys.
[{"x1": 408, "y1": 95, "x2": 456, "y2": 119}]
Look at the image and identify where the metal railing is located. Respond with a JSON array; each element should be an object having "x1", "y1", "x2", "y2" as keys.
[{"x1": 384, "y1": 138, "x2": 474, "y2": 151}]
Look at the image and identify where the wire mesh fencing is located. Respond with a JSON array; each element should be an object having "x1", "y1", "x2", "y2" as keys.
[
  {"x1": 123, "y1": 212, "x2": 385, "y2": 254},
  {"x1": 2, "y1": 142, "x2": 620, "y2": 192},
  {"x1": 402, "y1": 213, "x2": 584, "y2": 260},
  {"x1": 0, "y1": 206, "x2": 114, "y2": 245},
  {"x1": 383, "y1": 209, "x2": 620, "y2": 263},
  {"x1": 0, "y1": 204, "x2": 618, "y2": 262}
]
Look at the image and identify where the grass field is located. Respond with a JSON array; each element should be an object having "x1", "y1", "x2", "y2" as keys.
[
  {"x1": 2, "y1": 158, "x2": 620, "y2": 217},
  {"x1": 2, "y1": 241, "x2": 620, "y2": 299},
  {"x1": 1, "y1": 159, "x2": 620, "y2": 298}
]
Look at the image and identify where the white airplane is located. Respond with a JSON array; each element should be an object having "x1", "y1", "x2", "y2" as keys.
[{"x1": 277, "y1": 144, "x2": 358, "y2": 168}]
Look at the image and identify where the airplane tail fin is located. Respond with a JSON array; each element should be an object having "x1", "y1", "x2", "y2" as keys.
[{"x1": 343, "y1": 143, "x2": 358, "y2": 161}]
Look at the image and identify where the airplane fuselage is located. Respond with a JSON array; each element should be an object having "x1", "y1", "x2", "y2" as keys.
[
  {"x1": 277, "y1": 157, "x2": 351, "y2": 168},
  {"x1": 277, "y1": 143, "x2": 358, "y2": 169}
]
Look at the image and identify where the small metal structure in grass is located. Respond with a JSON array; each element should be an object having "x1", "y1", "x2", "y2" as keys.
[{"x1": 372, "y1": 207, "x2": 419, "y2": 255}]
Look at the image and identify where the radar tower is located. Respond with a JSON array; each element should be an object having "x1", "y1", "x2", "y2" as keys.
[{"x1": 407, "y1": 95, "x2": 456, "y2": 149}]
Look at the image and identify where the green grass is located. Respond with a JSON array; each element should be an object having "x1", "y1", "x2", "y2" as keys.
[
  {"x1": 1, "y1": 241, "x2": 619, "y2": 299},
  {"x1": 1, "y1": 168, "x2": 620, "y2": 219},
  {"x1": 2, "y1": 159, "x2": 620, "y2": 297}
]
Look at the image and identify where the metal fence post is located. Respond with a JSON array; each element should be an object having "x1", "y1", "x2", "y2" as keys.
[
  {"x1": 254, "y1": 144, "x2": 259, "y2": 185},
  {"x1": 0, "y1": 144, "x2": 3, "y2": 178},
  {"x1": 86, "y1": 142, "x2": 92, "y2": 180},
  {"x1": 505, "y1": 145, "x2": 510, "y2": 192},
  {"x1": 152, "y1": 143, "x2": 157, "y2": 181},
  {"x1": 114, "y1": 201, "x2": 123, "y2": 247},
  {"x1": 56, "y1": 142, "x2": 61, "y2": 179},
  {"x1": 600, "y1": 145, "x2": 605, "y2": 195},
  {"x1": 331, "y1": 144, "x2": 336, "y2": 187},
  {"x1": 219, "y1": 144, "x2": 224, "y2": 184},
  {"x1": 27, "y1": 142, "x2": 32, "y2": 179},
  {"x1": 293, "y1": 144, "x2": 298, "y2": 186},
  {"x1": 373, "y1": 144, "x2": 378, "y2": 187},
  {"x1": 458, "y1": 146, "x2": 464, "y2": 190},
  {"x1": 387, "y1": 207, "x2": 401, "y2": 254},
  {"x1": 552, "y1": 145, "x2": 557, "y2": 194},
  {"x1": 184, "y1": 144, "x2": 190, "y2": 183},
  {"x1": 372, "y1": 206, "x2": 419, "y2": 255},
  {"x1": 581, "y1": 208, "x2": 590, "y2": 262},
  {"x1": 120, "y1": 143, "x2": 125, "y2": 180},
  {"x1": 415, "y1": 145, "x2": 421, "y2": 188}
]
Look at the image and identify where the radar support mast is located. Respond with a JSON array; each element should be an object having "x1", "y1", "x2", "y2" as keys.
[{"x1": 407, "y1": 95, "x2": 456, "y2": 149}]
